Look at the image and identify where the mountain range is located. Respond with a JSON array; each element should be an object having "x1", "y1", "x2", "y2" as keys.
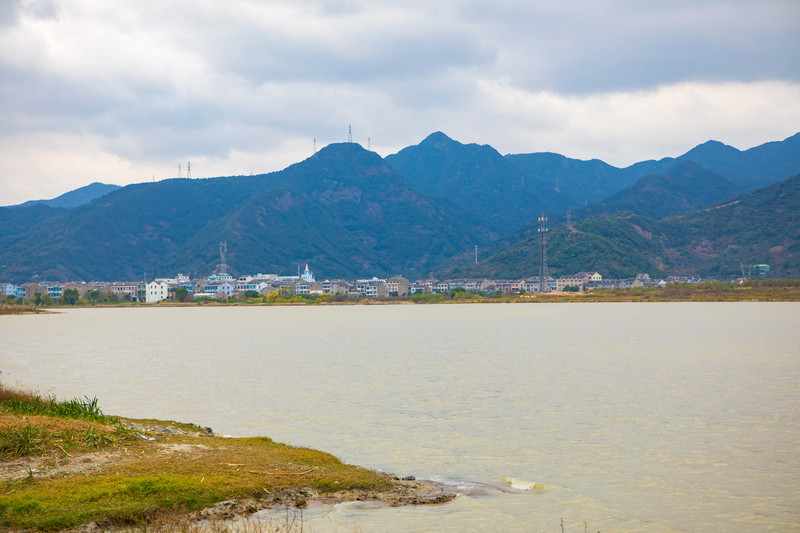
[
  {"x1": 452, "y1": 173, "x2": 800, "y2": 280},
  {"x1": 1, "y1": 131, "x2": 799, "y2": 283}
]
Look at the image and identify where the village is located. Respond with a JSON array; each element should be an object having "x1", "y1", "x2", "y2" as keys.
[{"x1": 2, "y1": 262, "x2": 706, "y2": 305}]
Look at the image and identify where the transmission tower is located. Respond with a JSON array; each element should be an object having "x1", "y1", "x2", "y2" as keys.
[
  {"x1": 313, "y1": 137, "x2": 317, "y2": 154},
  {"x1": 219, "y1": 241, "x2": 228, "y2": 275},
  {"x1": 178, "y1": 163, "x2": 182, "y2": 179},
  {"x1": 474, "y1": 244, "x2": 478, "y2": 265},
  {"x1": 538, "y1": 214, "x2": 549, "y2": 293},
  {"x1": 566, "y1": 210, "x2": 573, "y2": 228},
  {"x1": 348, "y1": 125, "x2": 353, "y2": 143},
  {"x1": 740, "y1": 262, "x2": 752, "y2": 280},
  {"x1": 368, "y1": 136, "x2": 371, "y2": 150},
  {"x1": 187, "y1": 161, "x2": 192, "y2": 179}
]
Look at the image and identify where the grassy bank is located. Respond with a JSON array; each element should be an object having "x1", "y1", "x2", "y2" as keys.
[
  {"x1": 0, "y1": 385, "x2": 445, "y2": 532},
  {"x1": 0, "y1": 305, "x2": 46, "y2": 315}
]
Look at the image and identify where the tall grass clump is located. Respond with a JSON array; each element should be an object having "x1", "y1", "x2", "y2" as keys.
[{"x1": 0, "y1": 383, "x2": 114, "y2": 424}]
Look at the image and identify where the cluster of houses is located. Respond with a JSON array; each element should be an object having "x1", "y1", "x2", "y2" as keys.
[{"x1": 2, "y1": 264, "x2": 701, "y2": 304}]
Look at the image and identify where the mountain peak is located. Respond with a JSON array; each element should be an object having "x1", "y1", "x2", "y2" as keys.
[{"x1": 420, "y1": 131, "x2": 458, "y2": 149}]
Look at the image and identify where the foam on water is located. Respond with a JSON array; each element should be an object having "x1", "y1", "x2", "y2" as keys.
[{"x1": 501, "y1": 475, "x2": 546, "y2": 492}]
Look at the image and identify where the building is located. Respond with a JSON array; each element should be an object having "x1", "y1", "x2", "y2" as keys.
[
  {"x1": 322, "y1": 280, "x2": 350, "y2": 295},
  {"x1": 145, "y1": 281, "x2": 169, "y2": 303},
  {"x1": 111, "y1": 282, "x2": 139, "y2": 301},
  {"x1": 492, "y1": 279, "x2": 524, "y2": 294},
  {"x1": 357, "y1": 281, "x2": 388, "y2": 297},
  {"x1": 385, "y1": 276, "x2": 410, "y2": 297},
  {"x1": 301, "y1": 264, "x2": 315, "y2": 283},
  {"x1": 555, "y1": 276, "x2": 585, "y2": 292},
  {"x1": 753, "y1": 264, "x2": 770, "y2": 275}
]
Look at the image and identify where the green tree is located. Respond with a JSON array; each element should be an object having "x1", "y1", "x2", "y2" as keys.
[
  {"x1": 60, "y1": 288, "x2": 80, "y2": 305},
  {"x1": 174, "y1": 287, "x2": 190, "y2": 302},
  {"x1": 85, "y1": 290, "x2": 101, "y2": 304}
]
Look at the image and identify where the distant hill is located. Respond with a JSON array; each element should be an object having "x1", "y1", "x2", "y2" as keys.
[
  {"x1": 0, "y1": 143, "x2": 493, "y2": 283},
  {"x1": 503, "y1": 152, "x2": 636, "y2": 208},
  {"x1": 451, "y1": 174, "x2": 800, "y2": 280},
  {"x1": 13, "y1": 182, "x2": 120, "y2": 208},
  {"x1": 384, "y1": 132, "x2": 562, "y2": 232},
  {"x1": 620, "y1": 132, "x2": 800, "y2": 191},
  {"x1": 2, "y1": 131, "x2": 799, "y2": 284},
  {"x1": 386, "y1": 131, "x2": 800, "y2": 235},
  {"x1": 566, "y1": 161, "x2": 742, "y2": 222}
]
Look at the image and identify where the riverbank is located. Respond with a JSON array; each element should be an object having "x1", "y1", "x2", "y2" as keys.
[
  {"x1": 0, "y1": 305, "x2": 47, "y2": 315},
  {"x1": 4, "y1": 280, "x2": 800, "y2": 313},
  {"x1": 0, "y1": 386, "x2": 455, "y2": 532}
]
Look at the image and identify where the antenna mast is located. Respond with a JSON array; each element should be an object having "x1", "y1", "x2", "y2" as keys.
[
  {"x1": 187, "y1": 161, "x2": 192, "y2": 179},
  {"x1": 219, "y1": 241, "x2": 228, "y2": 275},
  {"x1": 538, "y1": 214, "x2": 548, "y2": 293},
  {"x1": 348, "y1": 125, "x2": 353, "y2": 143}
]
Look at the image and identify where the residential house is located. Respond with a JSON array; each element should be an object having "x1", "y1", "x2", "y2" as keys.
[
  {"x1": 492, "y1": 279, "x2": 524, "y2": 293},
  {"x1": 308, "y1": 283, "x2": 324, "y2": 295},
  {"x1": 385, "y1": 276, "x2": 410, "y2": 297},
  {"x1": 145, "y1": 281, "x2": 169, "y2": 303},
  {"x1": 322, "y1": 280, "x2": 349, "y2": 295},
  {"x1": 555, "y1": 276, "x2": 585, "y2": 292}
]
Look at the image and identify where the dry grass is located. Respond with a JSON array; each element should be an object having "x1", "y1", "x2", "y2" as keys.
[{"x1": 0, "y1": 385, "x2": 398, "y2": 532}]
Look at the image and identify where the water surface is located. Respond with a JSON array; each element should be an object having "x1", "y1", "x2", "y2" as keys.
[{"x1": 2, "y1": 303, "x2": 798, "y2": 532}]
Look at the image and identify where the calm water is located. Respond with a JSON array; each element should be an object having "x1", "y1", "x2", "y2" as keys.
[{"x1": 2, "y1": 303, "x2": 799, "y2": 532}]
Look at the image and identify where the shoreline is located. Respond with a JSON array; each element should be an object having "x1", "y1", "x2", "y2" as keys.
[
  {"x1": 4, "y1": 280, "x2": 800, "y2": 315},
  {"x1": 0, "y1": 404, "x2": 457, "y2": 532}
]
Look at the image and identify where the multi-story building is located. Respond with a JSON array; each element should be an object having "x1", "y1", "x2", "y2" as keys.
[
  {"x1": 145, "y1": 281, "x2": 169, "y2": 303},
  {"x1": 555, "y1": 277, "x2": 585, "y2": 292},
  {"x1": 385, "y1": 276, "x2": 410, "y2": 297}
]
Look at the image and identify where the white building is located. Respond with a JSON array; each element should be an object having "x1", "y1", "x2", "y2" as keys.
[
  {"x1": 301, "y1": 264, "x2": 315, "y2": 283},
  {"x1": 145, "y1": 281, "x2": 169, "y2": 303}
]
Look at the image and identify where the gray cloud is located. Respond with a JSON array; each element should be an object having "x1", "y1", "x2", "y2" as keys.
[{"x1": 0, "y1": 0, "x2": 799, "y2": 202}]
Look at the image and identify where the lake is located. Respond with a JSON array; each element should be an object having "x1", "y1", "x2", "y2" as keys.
[{"x1": 2, "y1": 303, "x2": 798, "y2": 532}]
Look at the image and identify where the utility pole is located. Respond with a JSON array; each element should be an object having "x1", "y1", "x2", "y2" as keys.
[{"x1": 538, "y1": 214, "x2": 548, "y2": 293}]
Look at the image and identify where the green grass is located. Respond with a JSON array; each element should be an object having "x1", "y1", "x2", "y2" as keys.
[
  {"x1": 0, "y1": 384, "x2": 114, "y2": 424},
  {"x1": 0, "y1": 384, "x2": 395, "y2": 531},
  {"x1": 0, "y1": 435, "x2": 393, "y2": 531}
]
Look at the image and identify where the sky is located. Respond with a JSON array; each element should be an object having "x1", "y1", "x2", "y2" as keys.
[{"x1": 1, "y1": 0, "x2": 799, "y2": 204}]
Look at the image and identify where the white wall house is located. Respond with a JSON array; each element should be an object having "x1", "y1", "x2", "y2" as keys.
[{"x1": 145, "y1": 281, "x2": 169, "y2": 303}]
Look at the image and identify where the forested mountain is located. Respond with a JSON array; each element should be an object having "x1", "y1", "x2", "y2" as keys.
[
  {"x1": 2, "y1": 131, "x2": 799, "y2": 283},
  {"x1": 0, "y1": 143, "x2": 493, "y2": 282},
  {"x1": 452, "y1": 174, "x2": 800, "y2": 280},
  {"x1": 384, "y1": 132, "x2": 562, "y2": 232},
  {"x1": 11, "y1": 182, "x2": 120, "y2": 208},
  {"x1": 386, "y1": 131, "x2": 800, "y2": 235},
  {"x1": 563, "y1": 161, "x2": 742, "y2": 223},
  {"x1": 620, "y1": 132, "x2": 800, "y2": 191}
]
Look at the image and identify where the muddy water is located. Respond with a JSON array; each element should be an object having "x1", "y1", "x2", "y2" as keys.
[{"x1": 2, "y1": 303, "x2": 798, "y2": 532}]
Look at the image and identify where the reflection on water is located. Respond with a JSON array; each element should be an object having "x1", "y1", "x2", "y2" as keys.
[{"x1": 2, "y1": 303, "x2": 799, "y2": 532}]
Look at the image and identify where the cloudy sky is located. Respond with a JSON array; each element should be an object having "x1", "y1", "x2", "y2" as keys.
[{"x1": 1, "y1": 0, "x2": 798, "y2": 204}]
